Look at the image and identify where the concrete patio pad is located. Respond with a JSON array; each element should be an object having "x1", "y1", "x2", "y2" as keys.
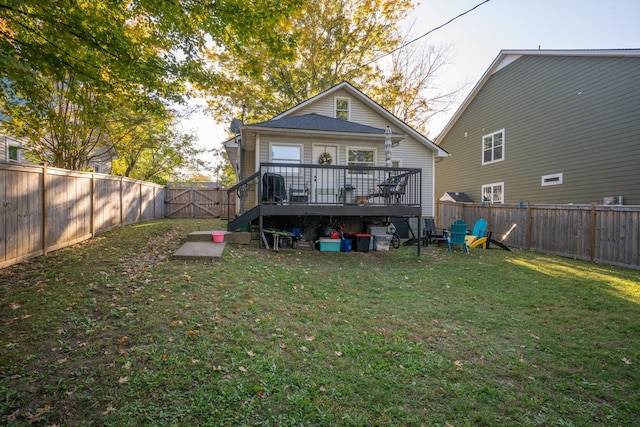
[{"x1": 172, "y1": 241, "x2": 226, "y2": 260}]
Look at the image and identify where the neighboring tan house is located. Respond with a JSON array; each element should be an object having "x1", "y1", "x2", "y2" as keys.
[
  {"x1": 435, "y1": 49, "x2": 640, "y2": 206},
  {"x1": 224, "y1": 81, "x2": 449, "y2": 235}
]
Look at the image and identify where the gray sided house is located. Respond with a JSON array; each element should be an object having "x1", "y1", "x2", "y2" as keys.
[
  {"x1": 435, "y1": 49, "x2": 640, "y2": 206},
  {"x1": 224, "y1": 81, "x2": 448, "y2": 236}
]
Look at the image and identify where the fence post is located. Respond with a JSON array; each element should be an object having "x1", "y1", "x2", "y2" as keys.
[
  {"x1": 590, "y1": 202, "x2": 597, "y2": 262},
  {"x1": 90, "y1": 172, "x2": 95, "y2": 237},
  {"x1": 119, "y1": 176, "x2": 124, "y2": 227},
  {"x1": 526, "y1": 202, "x2": 532, "y2": 250},
  {"x1": 42, "y1": 163, "x2": 48, "y2": 256},
  {"x1": 139, "y1": 180, "x2": 143, "y2": 221}
]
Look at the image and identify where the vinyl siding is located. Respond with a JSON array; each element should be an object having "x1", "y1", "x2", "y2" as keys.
[
  {"x1": 254, "y1": 88, "x2": 436, "y2": 216},
  {"x1": 436, "y1": 55, "x2": 640, "y2": 205}
]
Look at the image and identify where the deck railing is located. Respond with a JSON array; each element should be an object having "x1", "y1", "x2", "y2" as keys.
[{"x1": 256, "y1": 163, "x2": 422, "y2": 207}]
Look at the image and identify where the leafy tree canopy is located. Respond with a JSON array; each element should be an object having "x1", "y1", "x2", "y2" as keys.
[
  {"x1": 205, "y1": 0, "x2": 456, "y2": 134},
  {"x1": 0, "y1": 0, "x2": 303, "y2": 175},
  {"x1": 0, "y1": 0, "x2": 303, "y2": 104}
]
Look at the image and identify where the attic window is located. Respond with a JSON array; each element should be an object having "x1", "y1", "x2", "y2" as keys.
[
  {"x1": 541, "y1": 173, "x2": 563, "y2": 186},
  {"x1": 335, "y1": 97, "x2": 350, "y2": 121}
]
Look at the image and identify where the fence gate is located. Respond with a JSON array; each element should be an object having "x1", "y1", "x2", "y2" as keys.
[{"x1": 165, "y1": 187, "x2": 234, "y2": 219}]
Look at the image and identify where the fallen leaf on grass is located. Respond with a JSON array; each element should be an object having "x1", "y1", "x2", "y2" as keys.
[
  {"x1": 238, "y1": 366, "x2": 247, "y2": 372},
  {"x1": 247, "y1": 350, "x2": 256, "y2": 357},
  {"x1": 118, "y1": 376, "x2": 129, "y2": 384},
  {"x1": 622, "y1": 357, "x2": 632, "y2": 365},
  {"x1": 10, "y1": 302, "x2": 21, "y2": 310},
  {"x1": 454, "y1": 360, "x2": 463, "y2": 371},
  {"x1": 279, "y1": 343, "x2": 287, "y2": 349},
  {"x1": 102, "y1": 406, "x2": 117, "y2": 415},
  {"x1": 305, "y1": 335, "x2": 315, "y2": 342},
  {"x1": 6, "y1": 409, "x2": 19, "y2": 421},
  {"x1": 335, "y1": 351, "x2": 343, "y2": 357}
]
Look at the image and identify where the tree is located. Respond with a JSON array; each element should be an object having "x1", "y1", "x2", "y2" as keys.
[
  {"x1": 2, "y1": 73, "x2": 124, "y2": 169},
  {"x1": 367, "y1": 37, "x2": 458, "y2": 135},
  {"x1": 206, "y1": 0, "x2": 414, "y2": 124},
  {"x1": 0, "y1": 0, "x2": 304, "y2": 172},
  {"x1": 111, "y1": 115, "x2": 207, "y2": 185},
  {"x1": 204, "y1": 0, "x2": 456, "y2": 134}
]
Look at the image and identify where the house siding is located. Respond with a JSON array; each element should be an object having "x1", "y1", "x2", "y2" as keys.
[
  {"x1": 262, "y1": 89, "x2": 436, "y2": 216},
  {"x1": 436, "y1": 54, "x2": 640, "y2": 205},
  {"x1": 0, "y1": 136, "x2": 6, "y2": 162}
]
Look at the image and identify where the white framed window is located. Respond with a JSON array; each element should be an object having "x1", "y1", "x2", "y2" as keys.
[
  {"x1": 270, "y1": 143, "x2": 302, "y2": 164},
  {"x1": 7, "y1": 144, "x2": 22, "y2": 163},
  {"x1": 270, "y1": 143, "x2": 302, "y2": 173},
  {"x1": 541, "y1": 173, "x2": 563, "y2": 186},
  {"x1": 482, "y1": 129, "x2": 505, "y2": 165},
  {"x1": 335, "y1": 97, "x2": 350, "y2": 121},
  {"x1": 347, "y1": 147, "x2": 375, "y2": 169},
  {"x1": 482, "y1": 182, "x2": 504, "y2": 204},
  {"x1": 92, "y1": 162, "x2": 102, "y2": 173},
  {"x1": 5, "y1": 137, "x2": 22, "y2": 163}
]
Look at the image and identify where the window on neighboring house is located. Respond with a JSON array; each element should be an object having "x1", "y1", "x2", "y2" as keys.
[
  {"x1": 335, "y1": 97, "x2": 350, "y2": 121},
  {"x1": 482, "y1": 129, "x2": 505, "y2": 164},
  {"x1": 271, "y1": 143, "x2": 302, "y2": 173},
  {"x1": 347, "y1": 147, "x2": 375, "y2": 173},
  {"x1": 8, "y1": 144, "x2": 21, "y2": 163},
  {"x1": 92, "y1": 162, "x2": 102, "y2": 173},
  {"x1": 482, "y1": 182, "x2": 504, "y2": 204},
  {"x1": 541, "y1": 173, "x2": 563, "y2": 186}
]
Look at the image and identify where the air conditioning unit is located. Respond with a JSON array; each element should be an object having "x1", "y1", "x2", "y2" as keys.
[
  {"x1": 603, "y1": 196, "x2": 614, "y2": 205},
  {"x1": 616, "y1": 196, "x2": 624, "y2": 205}
]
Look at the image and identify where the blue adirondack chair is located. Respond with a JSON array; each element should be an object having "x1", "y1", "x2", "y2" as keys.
[
  {"x1": 446, "y1": 219, "x2": 469, "y2": 252},
  {"x1": 466, "y1": 219, "x2": 488, "y2": 249}
]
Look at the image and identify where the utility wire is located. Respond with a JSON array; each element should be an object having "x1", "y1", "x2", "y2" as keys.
[{"x1": 340, "y1": 0, "x2": 492, "y2": 81}]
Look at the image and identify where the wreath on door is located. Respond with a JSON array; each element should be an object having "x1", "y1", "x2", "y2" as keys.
[{"x1": 318, "y1": 152, "x2": 333, "y2": 165}]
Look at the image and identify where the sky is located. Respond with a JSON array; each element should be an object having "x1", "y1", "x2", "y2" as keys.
[{"x1": 181, "y1": 0, "x2": 640, "y2": 166}]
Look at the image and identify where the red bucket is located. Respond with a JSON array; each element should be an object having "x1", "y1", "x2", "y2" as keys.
[{"x1": 212, "y1": 232, "x2": 225, "y2": 243}]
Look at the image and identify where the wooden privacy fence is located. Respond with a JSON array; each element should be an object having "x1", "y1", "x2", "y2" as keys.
[
  {"x1": 164, "y1": 187, "x2": 235, "y2": 219},
  {"x1": 1, "y1": 162, "x2": 165, "y2": 269},
  {"x1": 436, "y1": 201, "x2": 640, "y2": 269}
]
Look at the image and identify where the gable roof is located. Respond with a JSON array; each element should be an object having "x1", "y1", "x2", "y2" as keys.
[
  {"x1": 247, "y1": 113, "x2": 400, "y2": 136},
  {"x1": 436, "y1": 49, "x2": 640, "y2": 144},
  {"x1": 440, "y1": 191, "x2": 474, "y2": 203},
  {"x1": 274, "y1": 81, "x2": 449, "y2": 157}
]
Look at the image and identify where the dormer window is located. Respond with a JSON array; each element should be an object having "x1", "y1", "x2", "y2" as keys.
[{"x1": 335, "y1": 97, "x2": 350, "y2": 121}]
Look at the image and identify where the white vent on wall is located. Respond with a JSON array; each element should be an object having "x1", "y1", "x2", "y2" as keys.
[{"x1": 604, "y1": 196, "x2": 624, "y2": 205}]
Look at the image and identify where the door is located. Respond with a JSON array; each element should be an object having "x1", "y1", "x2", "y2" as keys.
[{"x1": 312, "y1": 144, "x2": 338, "y2": 204}]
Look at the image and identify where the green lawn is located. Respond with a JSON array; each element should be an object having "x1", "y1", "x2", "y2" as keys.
[{"x1": 1, "y1": 219, "x2": 639, "y2": 426}]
